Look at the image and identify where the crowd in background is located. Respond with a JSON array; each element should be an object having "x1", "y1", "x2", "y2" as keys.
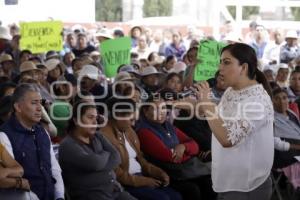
[{"x1": 0, "y1": 20, "x2": 300, "y2": 200}]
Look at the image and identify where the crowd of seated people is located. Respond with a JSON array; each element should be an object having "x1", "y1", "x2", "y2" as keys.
[{"x1": 1, "y1": 22, "x2": 300, "y2": 200}]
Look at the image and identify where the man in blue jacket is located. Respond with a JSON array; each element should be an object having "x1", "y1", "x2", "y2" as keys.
[{"x1": 0, "y1": 83, "x2": 64, "y2": 200}]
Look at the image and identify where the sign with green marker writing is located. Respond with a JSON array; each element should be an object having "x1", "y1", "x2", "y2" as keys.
[
  {"x1": 194, "y1": 40, "x2": 227, "y2": 81},
  {"x1": 100, "y1": 37, "x2": 131, "y2": 78},
  {"x1": 20, "y1": 21, "x2": 63, "y2": 54}
]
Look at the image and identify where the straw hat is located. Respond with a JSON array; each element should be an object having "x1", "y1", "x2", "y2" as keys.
[
  {"x1": 141, "y1": 66, "x2": 162, "y2": 77},
  {"x1": 0, "y1": 26, "x2": 12, "y2": 40},
  {"x1": 0, "y1": 54, "x2": 14, "y2": 64},
  {"x1": 20, "y1": 61, "x2": 38, "y2": 73},
  {"x1": 114, "y1": 72, "x2": 135, "y2": 83}
]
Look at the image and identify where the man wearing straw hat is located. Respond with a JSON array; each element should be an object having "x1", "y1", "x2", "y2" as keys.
[{"x1": 280, "y1": 30, "x2": 300, "y2": 64}]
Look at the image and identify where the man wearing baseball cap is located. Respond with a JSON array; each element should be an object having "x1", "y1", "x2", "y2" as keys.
[{"x1": 78, "y1": 64, "x2": 111, "y2": 114}]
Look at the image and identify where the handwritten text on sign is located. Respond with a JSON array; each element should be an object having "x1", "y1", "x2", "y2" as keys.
[
  {"x1": 20, "y1": 21, "x2": 63, "y2": 54},
  {"x1": 100, "y1": 37, "x2": 131, "y2": 78},
  {"x1": 194, "y1": 40, "x2": 227, "y2": 81}
]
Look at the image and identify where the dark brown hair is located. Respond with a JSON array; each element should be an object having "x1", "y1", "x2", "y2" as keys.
[
  {"x1": 221, "y1": 43, "x2": 272, "y2": 97},
  {"x1": 66, "y1": 101, "x2": 97, "y2": 134}
]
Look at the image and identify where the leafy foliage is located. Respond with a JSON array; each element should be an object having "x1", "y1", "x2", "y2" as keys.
[
  {"x1": 143, "y1": 0, "x2": 172, "y2": 17},
  {"x1": 95, "y1": 0, "x2": 122, "y2": 21}
]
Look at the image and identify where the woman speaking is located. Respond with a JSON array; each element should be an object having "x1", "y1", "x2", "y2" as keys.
[{"x1": 196, "y1": 43, "x2": 274, "y2": 200}]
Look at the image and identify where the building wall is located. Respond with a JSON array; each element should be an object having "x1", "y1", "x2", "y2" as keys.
[{"x1": 0, "y1": 0, "x2": 95, "y2": 25}]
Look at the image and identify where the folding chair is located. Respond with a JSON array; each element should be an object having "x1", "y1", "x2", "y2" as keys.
[{"x1": 271, "y1": 170, "x2": 284, "y2": 200}]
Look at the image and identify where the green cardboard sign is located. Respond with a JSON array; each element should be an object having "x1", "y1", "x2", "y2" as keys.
[
  {"x1": 100, "y1": 37, "x2": 131, "y2": 78},
  {"x1": 194, "y1": 40, "x2": 227, "y2": 81},
  {"x1": 20, "y1": 21, "x2": 63, "y2": 54}
]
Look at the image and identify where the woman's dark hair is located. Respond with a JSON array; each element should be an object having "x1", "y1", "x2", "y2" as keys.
[
  {"x1": 0, "y1": 82, "x2": 17, "y2": 99},
  {"x1": 67, "y1": 101, "x2": 97, "y2": 133},
  {"x1": 272, "y1": 87, "x2": 288, "y2": 97},
  {"x1": 290, "y1": 69, "x2": 300, "y2": 77},
  {"x1": 269, "y1": 81, "x2": 280, "y2": 91},
  {"x1": 186, "y1": 46, "x2": 198, "y2": 62},
  {"x1": 71, "y1": 57, "x2": 81, "y2": 68},
  {"x1": 140, "y1": 93, "x2": 166, "y2": 117},
  {"x1": 165, "y1": 72, "x2": 183, "y2": 84},
  {"x1": 46, "y1": 50, "x2": 60, "y2": 60},
  {"x1": 105, "y1": 97, "x2": 135, "y2": 119},
  {"x1": 0, "y1": 95, "x2": 13, "y2": 123},
  {"x1": 19, "y1": 50, "x2": 32, "y2": 59},
  {"x1": 295, "y1": 66, "x2": 300, "y2": 71},
  {"x1": 63, "y1": 52, "x2": 75, "y2": 65},
  {"x1": 221, "y1": 43, "x2": 272, "y2": 97},
  {"x1": 0, "y1": 76, "x2": 10, "y2": 84},
  {"x1": 182, "y1": 54, "x2": 188, "y2": 61},
  {"x1": 214, "y1": 70, "x2": 220, "y2": 78},
  {"x1": 147, "y1": 52, "x2": 157, "y2": 62},
  {"x1": 72, "y1": 90, "x2": 93, "y2": 105},
  {"x1": 53, "y1": 83, "x2": 67, "y2": 97},
  {"x1": 123, "y1": 84, "x2": 141, "y2": 97},
  {"x1": 165, "y1": 55, "x2": 176, "y2": 64},
  {"x1": 114, "y1": 29, "x2": 124, "y2": 37},
  {"x1": 190, "y1": 39, "x2": 199, "y2": 48},
  {"x1": 36, "y1": 64, "x2": 47, "y2": 70},
  {"x1": 29, "y1": 56, "x2": 42, "y2": 63},
  {"x1": 130, "y1": 52, "x2": 139, "y2": 60},
  {"x1": 130, "y1": 26, "x2": 143, "y2": 38}
]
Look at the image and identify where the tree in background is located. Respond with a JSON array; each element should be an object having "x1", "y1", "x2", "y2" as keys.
[
  {"x1": 96, "y1": 0, "x2": 122, "y2": 21},
  {"x1": 226, "y1": 6, "x2": 260, "y2": 20},
  {"x1": 291, "y1": 7, "x2": 300, "y2": 21},
  {"x1": 143, "y1": 0, "x2": 172, "y2": 17}
]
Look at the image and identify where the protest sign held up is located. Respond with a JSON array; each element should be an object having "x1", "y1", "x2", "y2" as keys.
[
  {"x1": 20, "y1": 21, "x2": 63, "y2": 54},
  {"x1": 100, "y1": 37, "x2": 131, "y2": 78},
  {"x1": 194, "y1": 40, "x2": 227, "y2": 81}
]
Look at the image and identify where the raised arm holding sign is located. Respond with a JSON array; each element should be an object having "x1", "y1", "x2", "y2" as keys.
[
  {"x1": 194, "y1": 40, "x2": 226, "y2": 81},
  {"x1": 100, "y1": 37, "x2": 131, "y2": 78}
]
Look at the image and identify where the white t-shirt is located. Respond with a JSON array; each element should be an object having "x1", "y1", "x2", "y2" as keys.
[
  {"x1": 0, "y1": 131, "x2": 64, "y2": 199},
  {"x1": 212, "y1": 84, "x2": 274, "y2": 192},
  {"x1": 262, "y1": 41, "x2": 284, "y2": 66},
  {"x1": 123, "y1": 134, "x2": 142, "y2": 175}
]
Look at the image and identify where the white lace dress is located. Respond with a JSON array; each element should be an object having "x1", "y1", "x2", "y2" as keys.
[{"x1": 211, "y1": 84, "x2": 274, "y2": 192}]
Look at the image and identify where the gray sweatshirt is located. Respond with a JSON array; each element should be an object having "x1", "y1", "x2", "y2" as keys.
[{"x1": 59, "y1": 132, "x2": 122, "y2": 200}]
